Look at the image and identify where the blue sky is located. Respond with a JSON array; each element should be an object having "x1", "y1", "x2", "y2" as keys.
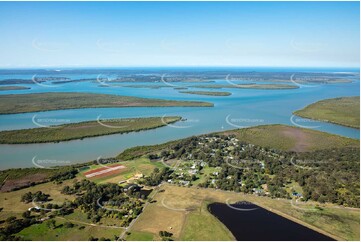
[{"x1": 0, "y1": 1, "x2": 359, "y2": 68}]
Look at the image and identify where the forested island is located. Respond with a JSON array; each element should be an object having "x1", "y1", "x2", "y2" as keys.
[
  {"x1": 0, "y1": 92, "x2": 213, "y2": 114},
  {"x1": 294, "y1": 96, "x2": 360, "y2": 129},
  {"x1": 0, "y1": 116, "x2": 181, "y2": 144}
]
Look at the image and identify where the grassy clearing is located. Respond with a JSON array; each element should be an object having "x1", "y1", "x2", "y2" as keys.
[
  {"x1": 0, "y1": 92, "x2": 213, "y2": 114},
  {"x1": 0, "y1": 86, "x2": 30, "y2": 91},
  {"x1": 294, "y1": 96, "x2": 360, "y2": 129},
  {"x1": 79, "y1": 157, "x2": 165, "y2": 184},
  {"x1": 126, "y1": 231, "x2": 155, "y2": 241},
  {"x1": 130, "y1": 184, "x2": 359, "y2": 241},
  {"x1": 180, "y1": 202, "x2": 234, "y2": 241},
  {"x1": 16, "y1": 218, "x2": 122, "y2": 241},
  {"x1": 0, "y1": 116, "x2": 181, "y2": 144},
  {"x1": 0, "y1": 166, "x2": 79, "y2": 192},
  {"x1": 220, "y1": 124, "x2": 359, "y2": 152},
  {"x1": 179, "y1": 91, "x2": 232, "y2": 96},
  {"x1": 0, "y1": 179, "x2": 76, "y2": 220}
]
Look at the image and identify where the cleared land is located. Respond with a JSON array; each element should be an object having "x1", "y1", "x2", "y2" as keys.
[
  {"x1": 179, "y1": 91, "x2": 232, "y2": 96},
  {"x1": 191, "y1": 84, "x2": 299, "y2": 89},
  {"x1": 221, "y1": 124, "x2": 359, "y2": 152},
  {"x1": 0, "y1": 92, "x2": 213, "y2": 114},
  {"x1": 0, "y1": 86, "x2": 30, "y2": 91},
  {"x1": 79, "y1": 157, "x2": 165, "y2": 184},
  {"x1": 0, "y1": 116, "x2": 181, "y2": 144},
  {"x1": 294, "y1": 96, "x2": 360, "y2": 129},
  {"x1": 117, "y1": 125, "x2": 359, "y2": 160},
  {"x1": 129, "y1": 184, "x2": 359, "y2": 241}
]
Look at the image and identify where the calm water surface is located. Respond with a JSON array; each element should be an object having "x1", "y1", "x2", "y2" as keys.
[
  {"x1": 0, "y1": 68, "x2": 359, "y2": 169},
  {"x1": 208, "y1": 202, "x2": 333, "y2": 241}
]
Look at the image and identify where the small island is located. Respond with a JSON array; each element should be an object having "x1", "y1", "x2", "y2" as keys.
[
  {"x1": 0, "y1": 86, "x2": 30, "y2": 91},
  {"x1": 179, "y1": 91, "x2": 232, "y2": 96},
  {"x1": 0, "y1": 116, "x2": 181, "y2": 144},
  {"x1": 0, "y1": 92, "x2": 213, "y2": 114},
  {"x1": 294, "y1": 96, "x2": 360, "y2": 129},
  {"x1": 190, "y1": 84, "x2": 299, "y2": 90}
]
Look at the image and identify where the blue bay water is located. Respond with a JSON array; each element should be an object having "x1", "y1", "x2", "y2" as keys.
[{"x1": 0, "y1": 68, "x2": 359, "y2": 169}]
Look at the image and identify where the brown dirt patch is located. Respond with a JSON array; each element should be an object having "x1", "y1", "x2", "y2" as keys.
[
  {"x1": 280, "y1": 127, "x2": 311, "y2": 152},
  {"x1": 84, "y1": 164, "x2": 126, "y2": 178},
  {"x1": 0, "y1": 173, "x2": 49, "y2": 192}
]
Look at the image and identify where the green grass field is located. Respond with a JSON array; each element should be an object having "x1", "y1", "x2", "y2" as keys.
[
  {"x1": 130, "y1": 184, "x2": 359, "y2": 241},
  {"x1": 180, "y1": 202, "x2": 235, "y2": 240},
  {"x1": 179, "y1": 91, "x2": 232, "y2": 96},
  {"x1": 294, "y1": 96, "x2": 360, "y2": 129},
  {"x1": 0, "y1": 92, "x2": 213, "y2": 114},
  {"x1": 82, "y1": 157, "x2": 165, "y2": 184},
  {"x1": 0, "y1": 116, "x2": 181, "y2": 144},
  {"x1": 17, "y1": 218, "x2": 122, "y2": 241}
]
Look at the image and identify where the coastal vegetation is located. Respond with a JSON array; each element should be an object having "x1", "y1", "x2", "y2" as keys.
[
  {"x1": 0, "y1": 116, "x2": 181, "y2": 144},
  {"x1": 294, "y1": 96, "x2": 360, "y2": 129},
  {"x1": 0, "y1": 92, "x2": 213, "y2": 114},
  {"x1": 179, "y1": 91, "x2": 232, "y2": 96},
  {"x1": 0, "y1": 125, "x2": 359, "y2": 241},
  {"x1": 0, "y1": 86, "x2": 30, "y2": 91},
  {"x1": 190, "y1": 84, "x2": 299, "y2": 89}
]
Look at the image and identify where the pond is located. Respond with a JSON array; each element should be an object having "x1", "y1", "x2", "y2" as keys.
[{"x1": 208, "y1": 201, "x2": 334, "y2": 241}]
